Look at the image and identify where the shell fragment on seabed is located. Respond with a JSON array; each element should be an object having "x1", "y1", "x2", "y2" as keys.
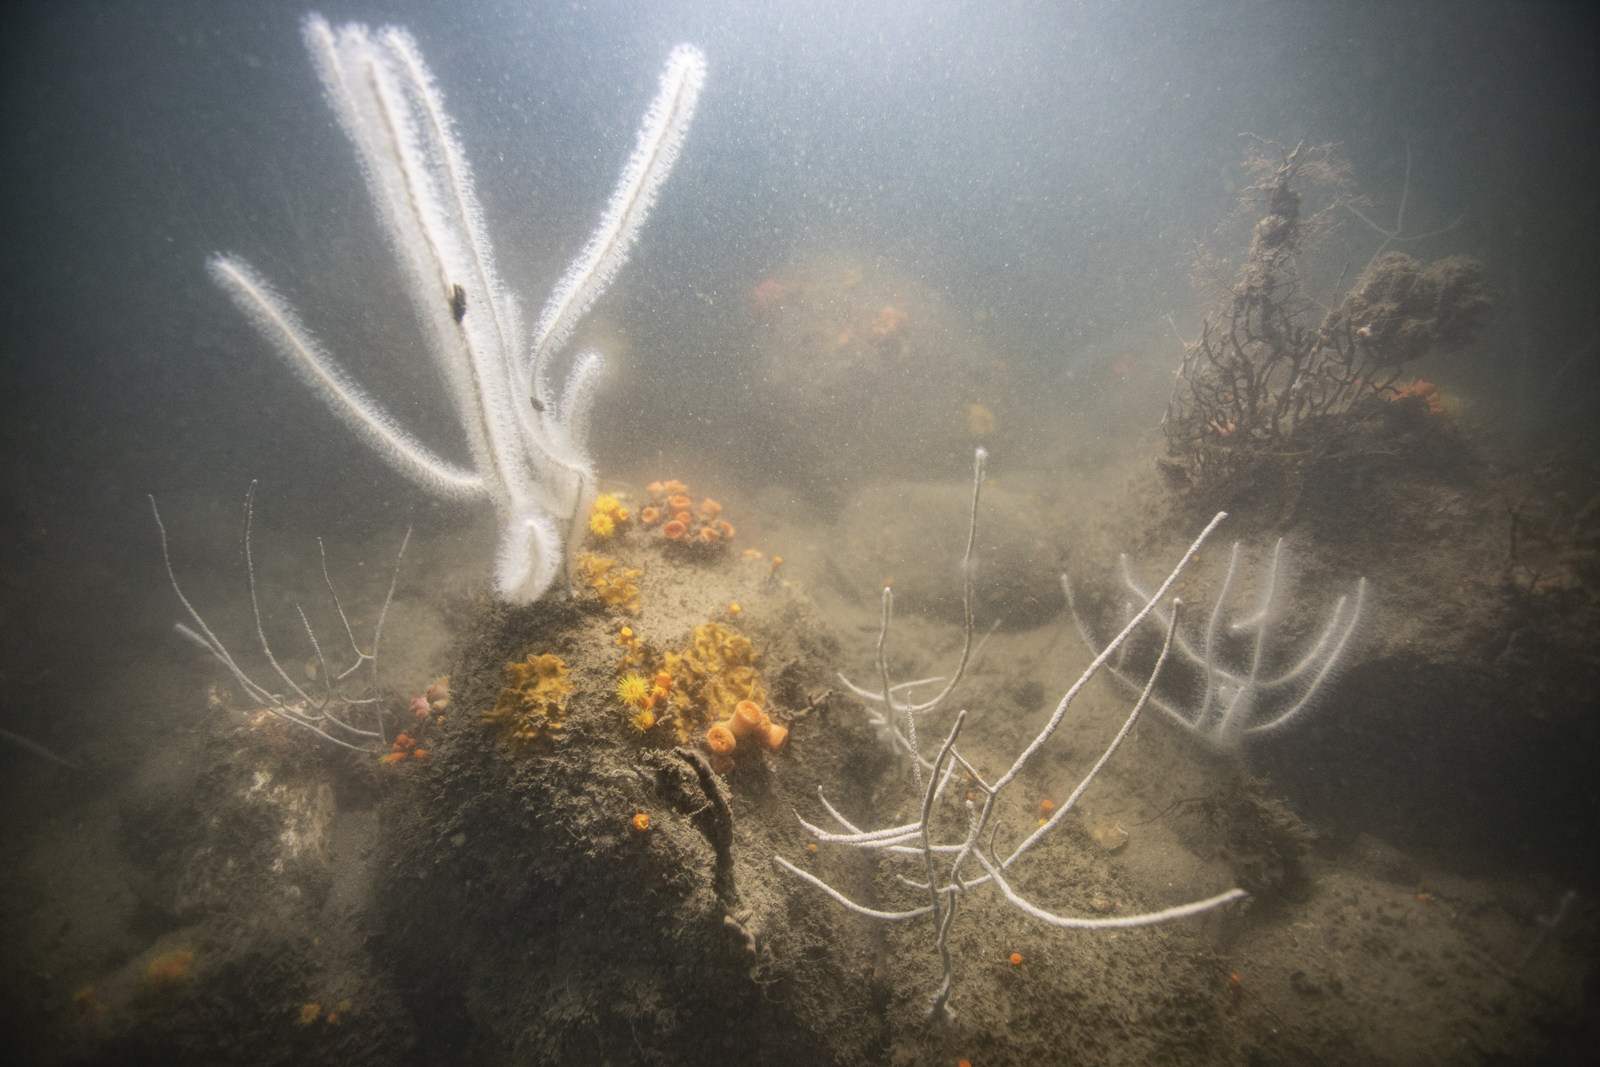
[{"x1": 1089, "y1": 820, "x2": 1130, "y2": 852}]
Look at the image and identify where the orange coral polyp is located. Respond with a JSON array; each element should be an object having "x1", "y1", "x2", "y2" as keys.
[
  {"x1": 667, "y1": 494, "x2": 692, "y2": 512},
  {"x1": 645, "y1": 481, "x2": 665, "y2": 496},
  {"x1": 700, "y1": 498, "x2": 722, "y2": 518},
  {"x1": 698, "y1": 526, "x2": 718, "y2": 543},
  {"x1": 706, "y1": 723, "x2": 737, "y2": 755},
  {"x1": 145, "y1": 950, "x2": 194, "y2": 990},
  {"x1": 717, "y1": 520, "x2": 735, "y2": 541},
  {"x1": 640, "y1": 506, "x2": 661, "y2": 525},
  {"x1": 662, "y1": 479, "x2": 688, "y2": 495},
  {"x1": 722, "y1": 700, "x2": 786, "y2": 751},
  {"x1": 729, "y1": 700, "x2": 764, "y2": 737},
  {"x1": 662, "y1": 520, "x2": 687, "y2": 540}
]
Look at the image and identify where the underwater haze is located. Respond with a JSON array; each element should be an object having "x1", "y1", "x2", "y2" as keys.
[{"x1": 2, "y1": 1, "x2": 1597, "y2": 1064}]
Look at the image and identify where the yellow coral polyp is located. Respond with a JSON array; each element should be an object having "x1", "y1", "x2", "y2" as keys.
[
  {"x1": 630, "y1": 708, "x2": 657, "y2": 733},
  {"x1": 616, "y1": 673, "x2": 651, "y2": 708},
  {"x1": 588, "y1": 493, "x2": 630, "y2": 536}
]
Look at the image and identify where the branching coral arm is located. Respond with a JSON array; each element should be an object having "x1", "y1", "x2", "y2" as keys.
[
  {"x1": 841, "y1": 448, "x2": 989, "y2": 771},
  {"x1": 991, "y1": 510, "x2": 1227, "y2": 793},
  {"x1": 207, "y1": 254, "x2": 487, "y2": 500},
  {"x1": 770, "y1": 857, "x2": 935, "y2": 921},
  {"x1": 1003, "y1": 598, "x2": 1181, "y2": 868},
  {"x1": 977, "y1": 848, "x2": 1247, "y2": 930},
  {"x1": 1247, "y1": 577, "x2": 1368, "y2": 734},
  {"x1": 529, "y1": 43, "x2": 707, "y2": 396}
]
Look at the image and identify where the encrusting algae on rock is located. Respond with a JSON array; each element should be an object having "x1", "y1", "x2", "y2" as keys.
[
  {"x1": 605, "y1": 620, "x2": 768, "y2": 746},
  {"x1": 482, "y1": 653, "x2": 572, "y2": 755},
  {"x1": 576, "y1": 554, "x2": 643, "y2": 614},
  {"x1": 664, "y1": 621, "x2": 766, "y2": 743}
]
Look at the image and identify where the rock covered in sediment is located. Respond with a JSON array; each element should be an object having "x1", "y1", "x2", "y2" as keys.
[{"x1": 830, "y1": 480, "x2": 1066, "y2": 629}]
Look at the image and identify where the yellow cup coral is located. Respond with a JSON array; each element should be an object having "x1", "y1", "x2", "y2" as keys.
[{"x1": 616, "y1": 673, "x2": 652, "y2": 708}]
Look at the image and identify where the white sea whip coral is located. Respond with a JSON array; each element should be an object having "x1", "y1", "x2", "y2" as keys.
[
  {"x1": 778, "y1": 451, "x2": 1246, "y2": 1019},
  {"x1": 208, "y1": 15, "x2": 706, "y2": 603},
  {"x1": 1067, "y1": 538, "x2": 1368, "y2": 751}
]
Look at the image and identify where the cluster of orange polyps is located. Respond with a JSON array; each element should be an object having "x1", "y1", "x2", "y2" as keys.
[
  {"x1": 1389, "y1": 378, "x2": 1445, "y2": 414},
  {"x1": 639, "y1": 479, "x2": 735, "y2": 545},
  {"x1": 381, "y1": 732, "x2": 429, "y2": 765},
  {"x1": 703, "y1": 698, "x2": 787, "y2": 771}
]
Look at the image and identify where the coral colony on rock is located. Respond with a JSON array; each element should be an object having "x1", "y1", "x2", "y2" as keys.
[
  {"x1": 207, "y1": 14, "x2": 706, "y2": 603},
  {"x1": 1161, "y1": 140, "x2": 1488, "y2": 494},
  {"x1": 778, "y1": 450, "x2": 1247, "y2": 1018},
  {"x1": 149, "y1": 481, "x2": 408, "y2": 752},
  {"x1": 113, "y1": 11, "x2": 1591, "y2": 1064},
  {"x1": 1066, "y1": 538, "x2": 1368, "y2": 752}
]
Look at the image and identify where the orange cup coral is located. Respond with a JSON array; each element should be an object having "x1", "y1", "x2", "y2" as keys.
[
  {"x1": 662, "y1": 519, "x2": 687, "y2": 540},
  {"x1": 144, "y1": 950, "x2": 194, "y2": 991},
  {"x1": 728, "y1": 699, "x2": 765, "y2": 738},
  {"x1": 706, "y1": 722, "x2": 736, "y2": 755},
  {"x1": 717, "y1": 700, "x2": 787, "y2": 752}
]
